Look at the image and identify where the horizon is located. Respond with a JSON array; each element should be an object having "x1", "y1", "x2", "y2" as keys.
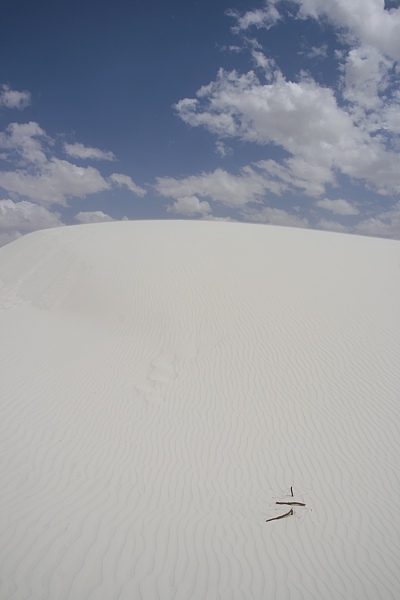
[{"x1": 1, "y1": 0, "x2": 400, "y2": 246}]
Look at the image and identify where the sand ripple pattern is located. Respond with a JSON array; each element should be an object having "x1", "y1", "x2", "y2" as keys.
[{"x1": 1, "y1": 222, "x2": 399, "y2": 600}]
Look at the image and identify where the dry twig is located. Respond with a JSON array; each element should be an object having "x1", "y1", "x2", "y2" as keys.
[
  {"x1": 276, "y1": 501, "x2": 306, "y2": 507},
  {"x1": 265, "y1": 508, "x2": 293, "y2": 523}
]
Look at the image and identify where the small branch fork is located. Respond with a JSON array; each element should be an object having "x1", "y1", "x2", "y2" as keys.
[{"x1": 265, "y1": 487, "x2": 307, "y2": 523}]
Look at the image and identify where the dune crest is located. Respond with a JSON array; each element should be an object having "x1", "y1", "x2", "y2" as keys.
[{"x1": 1, "y1": 221, "x2": 399, "y2": 599}]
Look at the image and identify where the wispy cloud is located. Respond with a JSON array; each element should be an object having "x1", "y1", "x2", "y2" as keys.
[
  {"x1": 315, "y1": 198, "x2": 359, "y2": 216},
  {"x1": 215, "y1": 140, "x2": 232, "y2": 158},
  {"x1": 300, "y1": 44, "x2": 328, "y2": 60},
  {"x1": 64, "y1": 142, "x2": 116, "y2": 161},
  {"x1": 229, "y1": 0, "x2": 400, "y2": 60},
  {"x1": 109, "y1": 173, "x2": 146, "y2": 196},
  {"x1": 226, "y1": 2, "x2": 281, "y2": 32}
]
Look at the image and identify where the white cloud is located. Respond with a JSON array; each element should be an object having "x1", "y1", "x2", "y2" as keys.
[
  {"x1": 0, "y1": 121, "x2": 145, "y2": 206},
  {"x1": 203, "y1": 215, "x2": 237, "y2": 222},
  {"x1": 0, "y1": 199, "x2": 64, "y2": 246},
  {"x1": 0, "y1": 159, "x2": 110, "y2": 206},
  {"x1": 340, "y1": 45, "x2": 393, "y2": 115},
  {"x1": 242, "y1": 206, "x2": 309, "y2": 228},
  {"x1": 75, "y1": 210, "x2": 115, "y2": 224},
  {"x1": 175, "y1": 68, "x2": 400, "y2": 195},
  {"x1": 156, "y1": 166, "x2": 273, "y2": 208},
  {"x1": 317, "y1": 218, "x2": 351, "y2": 233},
  {"x1": 64, "y1": 142, "x2": 116, "y2": 161},
  {"x1": 354, "y1": 201, "x2": 400, "y2": 238},
  {"x1": 0, "y1": 121, "x2": 48, "y2": 164},
  {"x1": 0, "y1": 84, "x2": 31, "y2": 110},
  {"x1": 315, "y1": 198, "x2": 359, "y2": 216},
  {"x1": 251, "y1": 51, "x2": 277, "y2": 78},
  {"x1": 157, "y1": 158, "x2": 338, "y2": 211},
  {"x1": 176, "y1": 68, "x2": 355, "y2": 147},
  {"x1": 255, "y1": 158, "x2": 332, "y2": 197},
  {"x1": 316, "y1": 202, "x2": 400, "y2": 238},
  {"x1": 167, "y1": 196, "x2": 211, "y2": 216},
  {"x1": 295, "y1": 0, "x2": 400, "y2": 61},
  {"x1": 109, "y1": 173, "x2": 147, "y2": 197},
  {"x1": 219, "y1": 44, "x2": 243, "y2": 53}
]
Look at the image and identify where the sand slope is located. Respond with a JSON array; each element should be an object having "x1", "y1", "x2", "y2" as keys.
[{"x1": 0, "y1": 221, "x2": 399, "y2": 600}]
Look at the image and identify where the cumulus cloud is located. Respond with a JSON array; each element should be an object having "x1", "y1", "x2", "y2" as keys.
[
  {"x1": 0, "y1": 120, "x2": 145, "y2": 207},
  {"x1": 315, "y1": 198, "x2": 359, "y2": 216},
  {"x1": 0, "y1": 121, "x2": 110, "y2": 205},
  {"x1": 109, "y1": 173, "x2": 147, "y2": 196},
  {"x1": 175, "y1": 66, "x2": 400, "y2": 196},
  {"x1": 167, "y1": 196, "x2": 211, "y2": 216},
  {"x1": 161, "y1": 0, "x2": 400, "y2": 238},
  {"x1": 64, "y1": 142, "x2": 116, "y2": 161},
  {"x1": 75, "y1": 210, "x2": 115, "y2": 224},
  {"x1": 0, "y1": 198, "x2": 64, "y2": 246},
  {"x1": 157, "y1": 158, "x2": 339, "y2": 211},
  {"x1": 157, "y1": 166, "x2": 272, "y2": 208},
  {"x1": 176, "y1": 68, "x2": 344, "y2": 144},
  {"x1": 0, "y1": 159, "x2": 110, "y2": 206},
  {"x1": 294, "y1": 0, "x2": 400, "y2": 61},
  {"x1": 337, "y1": 45, "x2": 400, "y2": 143},
  {"x1": 0, "y1": 84, "x2": 31, "y2": 110},
  {"x1": 0, "y1": 121, "x2": 48, "y2": 164}
]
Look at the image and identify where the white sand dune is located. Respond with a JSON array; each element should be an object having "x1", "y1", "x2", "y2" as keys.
[{"x1": 0, "y1": 220, "x2": 399, "y2": 600}]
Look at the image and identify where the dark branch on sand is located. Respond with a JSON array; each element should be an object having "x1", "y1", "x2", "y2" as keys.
[
  {"x1": 265, "y1": 508, "x2": 294, "y2": 523},
  {"x1": 276, "y1": 501, "x2": 306, "y2": 507}
]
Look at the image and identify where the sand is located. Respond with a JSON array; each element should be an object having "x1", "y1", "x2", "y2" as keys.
[{"x1": 1, "y1": 220, "x2": 399, "y2": 599}]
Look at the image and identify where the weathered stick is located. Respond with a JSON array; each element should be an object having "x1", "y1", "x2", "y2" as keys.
[
  {"x1": 276, "y1": 501, "x2": 306, "y2": 507},
  {"x1": 265, "y1": 508, "x2": 293, "y2": 522},
  {"x1": 290, "y1": 486, "x2": 293, "y2": 497}
]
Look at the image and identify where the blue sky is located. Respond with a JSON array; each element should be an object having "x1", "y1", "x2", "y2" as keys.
[{"x1": 1, "y1": 0, "x2": 400, "y2": 245}]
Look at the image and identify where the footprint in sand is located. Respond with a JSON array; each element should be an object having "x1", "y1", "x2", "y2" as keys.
[{"x1": 134, "y1": 350, "x2": 177, "y2": 405}]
